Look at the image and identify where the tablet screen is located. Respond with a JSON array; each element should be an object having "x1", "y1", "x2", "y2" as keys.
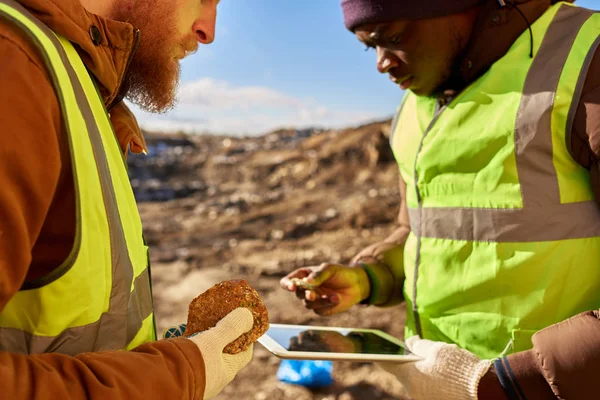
[{"x1": 266, "y1": 326, "x2": 408, "y2": 355}]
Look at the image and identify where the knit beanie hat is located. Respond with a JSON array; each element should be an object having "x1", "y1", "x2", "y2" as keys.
[{"x1": 341, "y1": 0, "x2": 487, "y2": 31}]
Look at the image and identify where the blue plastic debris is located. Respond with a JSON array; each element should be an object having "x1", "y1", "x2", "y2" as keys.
[{"x1": 276, "y1": 359, "x2": 334, "y2": 388}]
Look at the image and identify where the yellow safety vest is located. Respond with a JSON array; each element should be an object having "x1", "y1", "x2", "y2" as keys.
[
  {"x1": 390, "y1": 3, "x2": 600, "y2": 358},
  {"x1": 0, "y1": 0, "x2": 156, "y2": 355}
]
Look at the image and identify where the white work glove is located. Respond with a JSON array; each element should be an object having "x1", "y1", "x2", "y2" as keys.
[
  {"x1": 379, "y1": 336, "x2": 491, "y2": 400},
  {"x1": 163, "y1": 308, "x2": 254, "y2": 400}
]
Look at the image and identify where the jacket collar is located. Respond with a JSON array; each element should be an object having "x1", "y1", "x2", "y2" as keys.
[
  {"x1": 18, "y1": 0, "x2": 147, "y2": 153},
  {"x1": 17, "y1": 0, "x2": 138, "y2": 108}
]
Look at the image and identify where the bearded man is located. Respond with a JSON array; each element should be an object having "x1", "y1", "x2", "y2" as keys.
[{"x1": 0, "y1": 1, "x2": 253, "y2": 399}]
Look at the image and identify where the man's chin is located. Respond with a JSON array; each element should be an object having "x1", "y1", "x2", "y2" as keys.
[
  {"x1": 406, "y1": 84, "x2": 434, "y2": 98},
  {"x1": 126, "y1": 81, "x2": 178, "y2": 114},
  {"x1": 412, "y1": 79, "x2": 452, "y2": 99},
  {"x1": 409, "y1": 86, "x2": 428, "y2": 96},
  {"x1": 125, "y1": 61, "x2": 180, "y2": 113}
]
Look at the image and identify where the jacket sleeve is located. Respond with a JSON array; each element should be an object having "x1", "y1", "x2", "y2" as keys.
[
  {"x1": 568, "y1": 41, "x2": 600, "y2": 201},
  {"x1": 350, "y1": 174, "x2": 410, "y2": 306},
  {"x1": 479, "y1": 309, "x2": 600, "y2": 400},
  {"x1": 0, "y1": 339, "x2": 207, "y2": 400},
  {"x1": 0, "y1": 30, "x2": 206, "y2": 400}
]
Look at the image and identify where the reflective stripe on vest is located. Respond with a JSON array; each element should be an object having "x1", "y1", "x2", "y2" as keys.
[
  {"x1": 390, "y1": 3, "x2": 600, "y2": 358},
  {"x1": 0, "y1": 0, "x2": 156, "y2": 355}
]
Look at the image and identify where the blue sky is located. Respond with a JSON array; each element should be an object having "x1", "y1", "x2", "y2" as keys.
[{"x1": 130, "y1": 0, "x2": 600, "y2": 136}]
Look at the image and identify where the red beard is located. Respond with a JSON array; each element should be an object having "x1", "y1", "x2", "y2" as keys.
[{"x1": 112, "y1": 1, "x2": 195, "y2": 113}]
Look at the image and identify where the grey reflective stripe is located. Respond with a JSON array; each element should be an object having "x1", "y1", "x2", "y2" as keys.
[
  {"x1": 409, "y1": 201, "x2": 600, "y2": 242},
  {"x1": 0, "y1": 271, "x2": 153, "y2": 355},
  {"x1": 54, "y1": 25, "x2": 154, "y2": 350},
  {"x1": 515, "y1": 5, "x2": 593, "y2": 207},
  {"x1": 59, "y1": 20, "x2": 133, "y2": 352},
  {"x1": 409, "y1": 5, "x2": 599, "y2": 244},
  {"x1": 0, "y1": 0, "x2": 153, "y2": 355},
  {"x1": 127, "y1": 268, "x2": 154, "y2": 344}
]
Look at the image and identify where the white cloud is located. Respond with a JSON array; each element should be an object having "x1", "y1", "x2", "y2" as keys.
[
  {"x1": 178, "y1": 79, "x2": 302, "y2": 110},
  {"x1": 129, "y1": 78, "x2": 388, "y2": 136}
]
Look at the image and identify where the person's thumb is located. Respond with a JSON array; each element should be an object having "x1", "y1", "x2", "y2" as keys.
[
  {"x1": 405, "y1": 336, "x2": 444, "y2": 358},
  {"x1": 211, "y1": 308, "x2": 254, "y2": 349},
  {"x1": 306, "y1": 264, "x2": 338, "y2": 286}
]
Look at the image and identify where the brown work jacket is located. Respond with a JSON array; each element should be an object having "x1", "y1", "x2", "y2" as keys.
[{"x1": 0, "y1": 0, "x2": 206, "y2": 398}]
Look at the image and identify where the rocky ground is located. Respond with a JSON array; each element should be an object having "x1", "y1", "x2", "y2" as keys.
[{"x1": 130, "y1": 120, "x2": 411, "y2": 399}]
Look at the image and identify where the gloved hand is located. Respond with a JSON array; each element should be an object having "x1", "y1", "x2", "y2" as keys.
[
  {"x1": 163, "y1": 308, "x2": 254, "y2": 400},
  {"x1": 379, "y1": 336, "x2": 491, "y2": 400}
]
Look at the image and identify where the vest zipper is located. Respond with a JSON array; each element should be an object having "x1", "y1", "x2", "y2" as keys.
[{"x1": 412, "y1": 102, "x2": 448, "y2": 338}]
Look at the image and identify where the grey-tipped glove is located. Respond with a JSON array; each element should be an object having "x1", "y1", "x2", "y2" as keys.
[
  {"x1": 379, "y1": 336, "x2": 491, "y2": 400},
  {"x1": 163, "y1": 308, "x2": 254, "y2": 400}
]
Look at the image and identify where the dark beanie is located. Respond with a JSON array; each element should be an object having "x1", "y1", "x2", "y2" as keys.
[{"x1": 341, "y1": 0, "x2": 487, "y2": 31}]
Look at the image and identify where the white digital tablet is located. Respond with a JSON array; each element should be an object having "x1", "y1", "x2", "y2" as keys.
[{"x1": 257, "y1": 323, "x2": 421, "y2": 363}]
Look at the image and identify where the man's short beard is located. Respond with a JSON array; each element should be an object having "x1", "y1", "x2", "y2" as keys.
[
  {"x1": 111, "y1": 1, "x2": 181, "y2": 113},
  {"x1": 125, "y1": 48, "x2": 181, "y2": 114}
]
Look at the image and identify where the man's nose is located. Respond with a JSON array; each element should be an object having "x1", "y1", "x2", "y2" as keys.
[
  {"x1": 376, "y1": 47, "x2": 399, "y2": 74},
  {"x1": 193, "y1": 5, "x2": 217, "y2": 44}
]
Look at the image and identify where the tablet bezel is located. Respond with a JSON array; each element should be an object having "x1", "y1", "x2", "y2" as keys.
[{"x1": 257, "y1": 323, "x2": 421, "y2": 363}]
